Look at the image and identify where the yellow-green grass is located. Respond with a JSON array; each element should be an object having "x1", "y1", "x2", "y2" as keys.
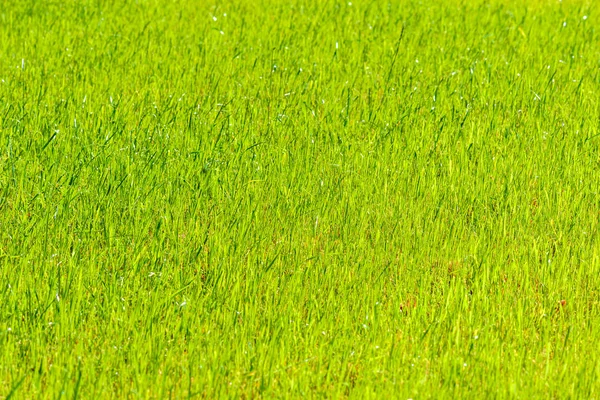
[{"x1": 1, "y1": 0, "x2": 600, "y2": 397}]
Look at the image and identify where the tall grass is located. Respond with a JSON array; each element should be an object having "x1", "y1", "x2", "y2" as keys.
[{"x1": 1, "y1": 0, "x2": 599, "y2": 397}]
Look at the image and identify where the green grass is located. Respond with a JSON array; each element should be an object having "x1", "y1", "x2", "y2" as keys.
[{"x1": 1, "y1": 0, "x2": 600, "y2": 397}]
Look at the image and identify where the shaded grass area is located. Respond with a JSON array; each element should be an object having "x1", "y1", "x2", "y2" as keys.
[{"x1": 1, "y1": 0, "x2": 600, "y2": 397}]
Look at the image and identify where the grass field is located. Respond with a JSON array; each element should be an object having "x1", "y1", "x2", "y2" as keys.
[{"x1": 1, "y1": 0, "x2": 600, "y2": 397}]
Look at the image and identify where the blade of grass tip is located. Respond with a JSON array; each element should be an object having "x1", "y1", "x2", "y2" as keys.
[
  {"x1": 264, "y1": 252, "x2": 280, "y2": 273},
  {"x1": 40, "y1": 131, "x2": 58, "y2": 153},
  {"x1": 375, "y1": 261, "x2": 392, "y2": 283},
  {"x1": 385, "y1": 25, "x2": 406, "y2": 85},
  {"x1": 420, "y1": 320, "x2": 436, "y2": 342}
]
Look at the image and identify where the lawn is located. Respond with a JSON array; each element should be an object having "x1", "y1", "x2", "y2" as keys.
[{"x1": 1, "y1": 0, "x2": 600, "y2": 397}]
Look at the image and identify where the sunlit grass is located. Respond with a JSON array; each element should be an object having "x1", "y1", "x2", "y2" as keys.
[{"x1": 1, "y1": 0, "x2": 600, "y2": 397}]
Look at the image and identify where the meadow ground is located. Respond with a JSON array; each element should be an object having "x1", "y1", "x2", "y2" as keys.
[{"x1": 1, "y1": 0, "x2": 600, "y2": 397}]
